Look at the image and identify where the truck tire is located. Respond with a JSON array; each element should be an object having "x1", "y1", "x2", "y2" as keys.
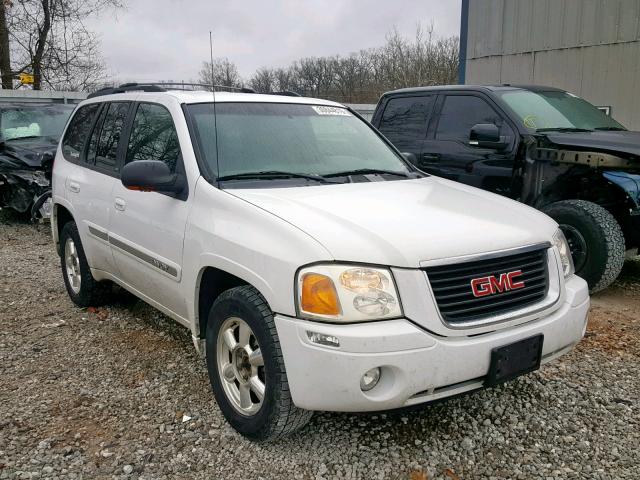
[
  {"x1": 542, "y1": 200, "x2": 625, "y2": 292},
  {"x1": 59, "y1": 221, "x2": 114, "y2": 307},
  {"x1": 205, "y1": 285, "x2": 312, "y2": 441}
]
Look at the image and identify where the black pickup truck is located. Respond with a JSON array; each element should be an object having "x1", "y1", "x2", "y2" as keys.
[{"x1": 371, "y1": 85, "x2": 640, "y2": 292}]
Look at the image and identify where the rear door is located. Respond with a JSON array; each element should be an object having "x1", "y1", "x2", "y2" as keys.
[
  {"x1": 108, "y1": 99, "x2": 190, "y2": 318},
  {"x1": 376, "y1": 95, "x2": 435, "y2": 163},
  {"x1": 61, "y1": 101, "x2": 130, "y2": 274},
  {"x1": 422, "y1": 93, "x2": 517, "y2": 195}
]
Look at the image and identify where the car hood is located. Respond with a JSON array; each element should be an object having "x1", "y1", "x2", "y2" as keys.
[
  {"x1": 542, "y1": 130, "x2": 640, "y2": 159},
  {"x1": 0, "y1": 138, "x2": 58, "y2": 170},
  {"x1": 228, "y1": 177, "x2": 557, "y2": 268}
]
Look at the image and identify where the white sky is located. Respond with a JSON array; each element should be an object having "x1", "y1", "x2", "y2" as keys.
[{"x1": 87, "y1": 0, "x2": 462, "y2": 83}]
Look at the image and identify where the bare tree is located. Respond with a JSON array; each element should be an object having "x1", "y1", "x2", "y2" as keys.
[
  {"x1": 198, "y1": 58, "x2": 242, "y2": 89},
  {"x1": 5, "y1": 0, "x2": 121, "y2": 90},
  {"x1": 240, "y1": 24, "x2": 459, "y2": 103},
  {"x1": 248, "y1": 67, "x2": 275, "y2": 93},
  {"x1": 0, "y1": 0, "x2": 12, "y2": 89}
]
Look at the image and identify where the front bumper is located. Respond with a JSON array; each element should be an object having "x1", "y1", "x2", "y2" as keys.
[{"x1": 275, "y1": 274, "x2": 589, "y2": 412}]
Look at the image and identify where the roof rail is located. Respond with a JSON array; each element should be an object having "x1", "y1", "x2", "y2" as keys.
[
  {"x1": 271, "y1": 91, "x2": 301, "y2": 97},
  {"x1": 87, "y1": 82, "x2": 257, "y2": 98}
]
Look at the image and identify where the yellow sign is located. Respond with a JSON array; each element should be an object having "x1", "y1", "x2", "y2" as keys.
[{"x1": 19, "y1": 73, "x2": 34, "y2": 85}]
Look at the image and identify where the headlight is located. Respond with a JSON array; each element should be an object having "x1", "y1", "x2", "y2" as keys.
[
  {"x1": 297, "y1": 264, "x2": 402, "y2": 322},
  {"x1": 553, "y1": 229, "x2": 575, "y2": 278}
]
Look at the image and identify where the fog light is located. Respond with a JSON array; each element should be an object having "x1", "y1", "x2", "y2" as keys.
[
  {"x1": 360, "y1": 367, "x2": 381, "y2": 392},
  {"x1": 306, "y1": 331, "x2": 340, "y2": 348}
]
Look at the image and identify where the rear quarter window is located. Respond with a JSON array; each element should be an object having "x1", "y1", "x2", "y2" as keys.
[{"x1": 61, "y1": 103, "x2": 101, "y2": 162}]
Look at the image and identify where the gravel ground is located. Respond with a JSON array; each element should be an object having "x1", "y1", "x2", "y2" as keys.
[{"x1": 1, "y1": 214, "x2": 639, "y2": 480}]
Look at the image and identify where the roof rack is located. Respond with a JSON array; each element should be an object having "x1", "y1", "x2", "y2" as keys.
[
  {"x1": 271, "y1": 91, "x2": 301, "y2": 97},
  {"x1": 87, "y1": 82, "x2": 257, "y2": 98}
]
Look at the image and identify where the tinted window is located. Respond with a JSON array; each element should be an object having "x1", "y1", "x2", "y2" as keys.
[
  {"x1": 126, "y1": 103, "x2": 180, "y2": 173},
  {"x1": 378, "y1": 96, "x2": 432, "y2": 150},
  {"x1": 61, "y1": 103, "x2": 100, "y2": 162},
  {"x1": 94, "y1": 102, "x2": 130, "y2": 170},
  {"x1": 86, "y1": 105, "x2": 107, "y2": 165},
  {"x1": 436, "y1": 96, "x2": 503, "y2": 141}
]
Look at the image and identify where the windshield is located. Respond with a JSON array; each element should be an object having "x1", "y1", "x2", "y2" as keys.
[
  {"x1": 186, "y1": 102, "x2": 412, "y2": 183},
  {"x1": 495, "y1": 90, "x2": 625, "y2": 132},
  {"x1": 1, "y1": 104, "x2": 75, "y2": 142}
]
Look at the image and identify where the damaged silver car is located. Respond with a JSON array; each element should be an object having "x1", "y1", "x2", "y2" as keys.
[{"x1": 0, "y1": 102, "x2": 75, "y2": 220}]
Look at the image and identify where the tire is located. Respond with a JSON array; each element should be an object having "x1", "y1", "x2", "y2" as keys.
[
  {"x1": 205, "y1": 285, "x2": 312, "y2": 441},
  {"x1": 59, "y1": 221, "x2": 113, "y2": 307},
  {"x1": 542, "y1": 200, "x2": 625, "y2": 292}
]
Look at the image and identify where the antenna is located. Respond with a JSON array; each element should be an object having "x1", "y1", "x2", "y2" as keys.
[{"x1": 209, "y1": 31, "x2": 220, "y2": 181}]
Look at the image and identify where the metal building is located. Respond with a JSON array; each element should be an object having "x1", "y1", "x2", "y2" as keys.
[{"x1": 459, "y1": 0, "x2": 640, "y2": 129}]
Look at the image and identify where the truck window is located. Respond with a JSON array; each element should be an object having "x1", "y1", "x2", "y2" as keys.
[
  {"x1": 435, "y1": 95, "x2": 503, "y2": 141},
  {"x1": 95, "y1": 102, "x2": 130, "y2": 171},
  {"x1": 126, "y1": 103, "x2": 180, "y2": 173},
  {"x1": 61, "y1": 103, "x2": 100, "y2": 162},
  {"x1": 378, "y1": 96, "x2": 433, "y2": 150}
]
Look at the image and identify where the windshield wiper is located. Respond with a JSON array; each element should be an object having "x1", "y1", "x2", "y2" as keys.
[
  {"x1": 593, "y1": 126, "x2": 627, "y2": 131},
  {"x1": 536, "y1": 127, "x2": 594, "y2": 133},
  {"x1": 216, "y1": 170, "x2": 339, "y2": 184},
  {"x1": 323, "y1": 168, "x2": 412, "y2": 178}
]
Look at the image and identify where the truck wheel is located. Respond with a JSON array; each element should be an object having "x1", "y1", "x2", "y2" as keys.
[
  {"x1": 542, "y1": 200, "x2": 625, "y2": 292},
  {"x1": 59, "y1": 221, "x2": 113, "y2": 307},
  {"x1": 205, "y1": 285, "x2": 312, "y2": 441}
]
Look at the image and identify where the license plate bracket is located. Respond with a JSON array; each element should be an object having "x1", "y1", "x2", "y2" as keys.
[{"x1": 485, "y1": 334, "x2": 544, "y2": 387}]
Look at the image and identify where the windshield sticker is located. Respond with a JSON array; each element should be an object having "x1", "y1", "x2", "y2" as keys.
[{"x1": 312, "y1": 106, "x2": 351, "y2": 116}]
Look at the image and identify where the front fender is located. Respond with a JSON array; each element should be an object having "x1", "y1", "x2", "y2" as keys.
[{"x1": 603, "y1": 170, "x2": 640, "y2": 209}]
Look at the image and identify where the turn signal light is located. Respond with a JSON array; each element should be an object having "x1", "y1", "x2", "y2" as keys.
[{"x1": 300, "y1": 273, "x2": 341, "y2": 316}]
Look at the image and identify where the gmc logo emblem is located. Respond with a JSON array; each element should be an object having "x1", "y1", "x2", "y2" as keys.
[{"x1": 471, "y1": 270, "x2": 525, "y2": 298}]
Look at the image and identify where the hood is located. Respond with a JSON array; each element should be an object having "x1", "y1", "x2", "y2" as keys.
[
  {"x1": 0, "y1": 137, "x2": 57, "y2": 170},
  {"x1": 542, "y1": 130, "x2": 640, "y2": 159},
  {"x1": 228, "y1": 177, "x2": 557, "y2": 268}
]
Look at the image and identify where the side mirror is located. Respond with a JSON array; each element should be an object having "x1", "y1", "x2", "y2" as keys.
[
  {"x1": 121, "y1": 160, "x2": 184, "y2": 195},
  {"x1": 402, "y1": 152, "x2": 417, "y2": 164},
  {"x1": 469, "y1": 123, "x2": 509, "y2": 149}
]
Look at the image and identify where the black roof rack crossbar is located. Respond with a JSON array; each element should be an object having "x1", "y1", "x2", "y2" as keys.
[
  {"x1": 271, "y1": 91, "x2": 301, "y2": 97},
  {"x1": 88, "y1": 82, "x2": 257, "y2": 98}
]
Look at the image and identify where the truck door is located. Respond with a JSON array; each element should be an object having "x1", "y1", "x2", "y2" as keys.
[
  {"x1": 108, "y1": 100, "x2": 190, "y2": 319},
  {"x1": 422, "y1": 93, "x2": 517, "y2": 196},
  {"x1": 376, "y1": 95, "x2": 434, "y2": 162}
]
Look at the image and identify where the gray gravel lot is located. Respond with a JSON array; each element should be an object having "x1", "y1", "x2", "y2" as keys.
[{"x1": 1, "y1": 214, "x2": 639, "y2": 479}]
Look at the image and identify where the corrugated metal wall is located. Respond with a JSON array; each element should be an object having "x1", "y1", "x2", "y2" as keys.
[{"x1": 464, "y1": 0, "x2": 640, "y2": 129}]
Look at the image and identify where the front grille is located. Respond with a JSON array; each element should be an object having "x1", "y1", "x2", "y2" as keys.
[{"x1": 424, "y1": 247, "x2": 549, "y2": 324}]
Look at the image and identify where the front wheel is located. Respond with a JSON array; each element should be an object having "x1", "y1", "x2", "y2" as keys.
[
  {"x1": 542, "y1": 200, "x2": 625, "y2": 292},
  {"x1": 205, "y1": 285, "x2": 312, "y2": 441}
]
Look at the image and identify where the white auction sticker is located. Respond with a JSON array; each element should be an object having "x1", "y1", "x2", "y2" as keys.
[{"x1": 311, "y1": 106, "x2": 352, "y2": 116}]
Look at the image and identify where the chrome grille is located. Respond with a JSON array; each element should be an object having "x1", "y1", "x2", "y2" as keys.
[{"x1": 424, "y1": 247, "x2": 549, "y2": 324}]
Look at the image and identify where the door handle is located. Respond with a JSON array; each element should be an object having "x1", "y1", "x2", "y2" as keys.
[
  {"x1": 422, "y1": 153, "x2": 440, "y2": 162},
  {"x1": 114, "y1": 198, "x2": 126, "y2": 211},
  {"x1": 68, "y1": 181, "x2": 80, "y2": 193}
]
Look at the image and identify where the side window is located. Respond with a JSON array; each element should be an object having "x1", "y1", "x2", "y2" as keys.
[
  {"x1": 126, "y1": 103, "x2": 180, "y2": 173},
  {"x1": 95, "y1": 102, "x2": 130, "y2": 171},
  {"x1": 435, "y1": 95, "x2": 506, "y2": 141},
  {"x1": 378, "y1": 96, "x2": 433, "y2": 150},
  {"x1": 61, "y1": 103, "x2": 100, "y2": 162},
  {"x1": 86, "y1": 105, "x2": 107, "y2": 165}
]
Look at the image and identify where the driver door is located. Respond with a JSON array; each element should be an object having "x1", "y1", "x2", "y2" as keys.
[{"x1": 422, "y1": 93, "x2": 517, "y2": 196}]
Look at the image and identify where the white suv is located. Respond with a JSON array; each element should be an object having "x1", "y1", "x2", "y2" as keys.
[{"x1": 51, "y1": 84, "x2": 590, "y2": 440}]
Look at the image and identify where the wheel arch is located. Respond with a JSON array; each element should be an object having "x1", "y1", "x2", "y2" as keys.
[
  {"x1": 194, "y1": 264, "x2": 277, "y2": 342},
  {"x1": 52, "y1": 202, "x2": 75, "y2": 256}
]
